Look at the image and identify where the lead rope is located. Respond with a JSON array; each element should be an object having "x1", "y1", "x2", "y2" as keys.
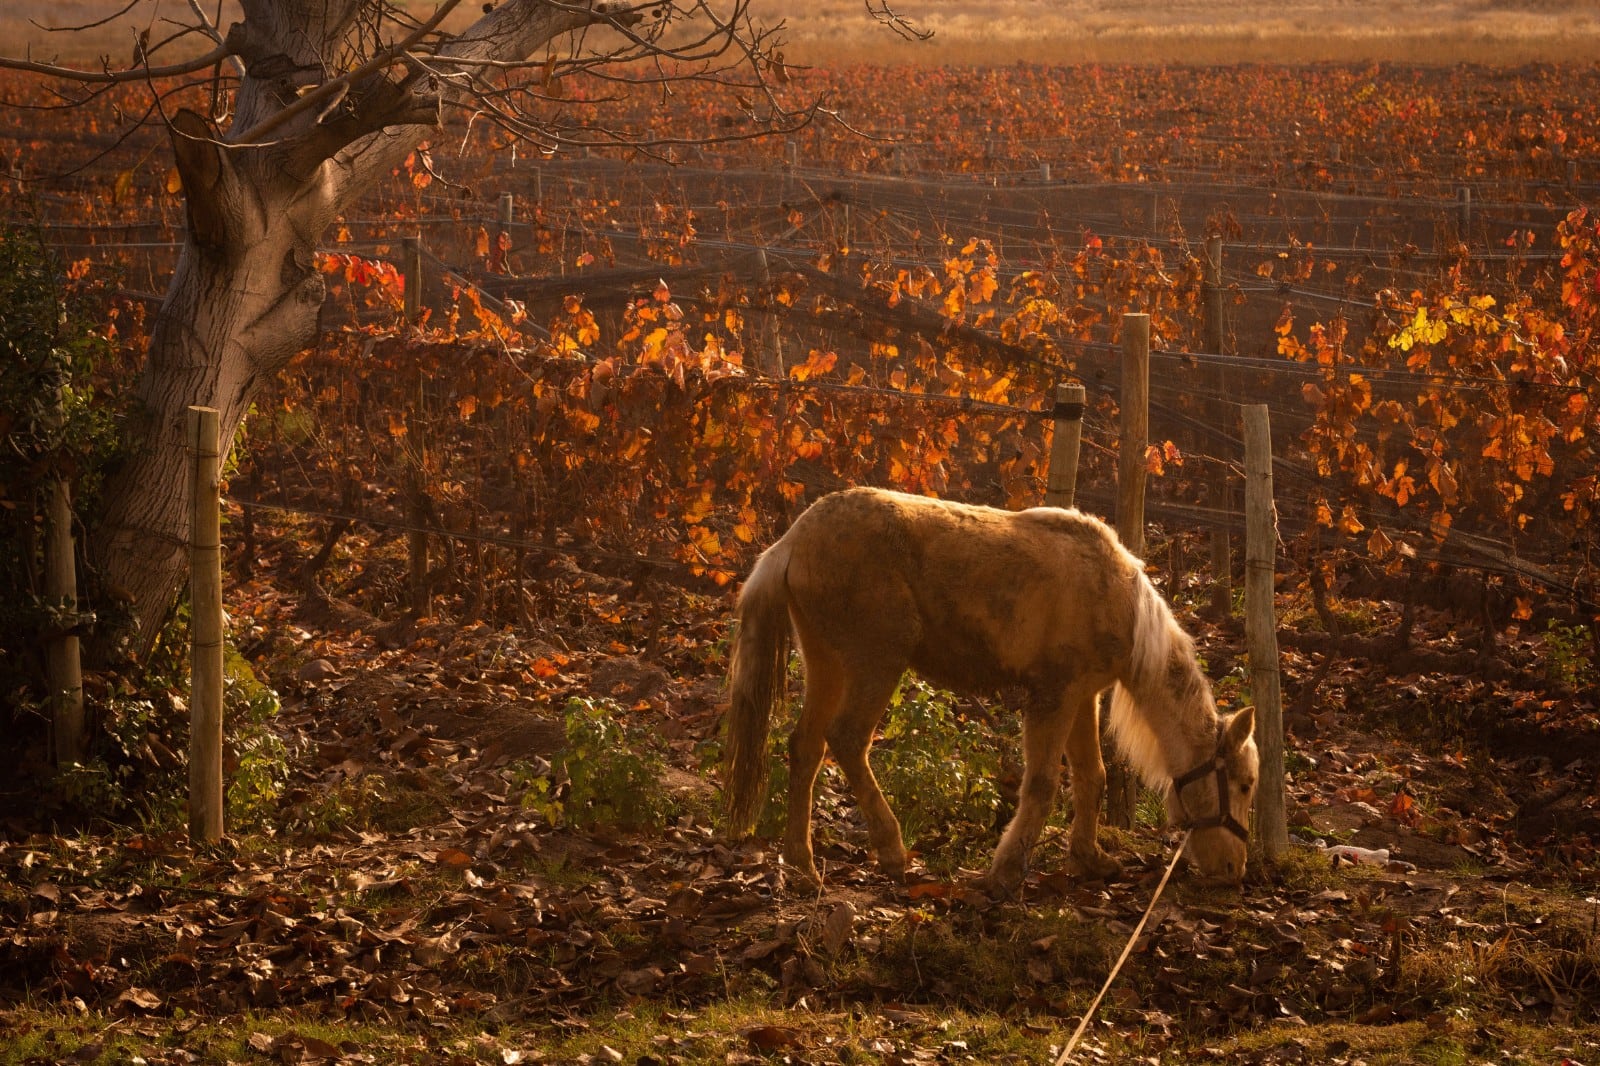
[{"x1": 1051, "y1": 830, "x2": 1191, "y2": 1066}]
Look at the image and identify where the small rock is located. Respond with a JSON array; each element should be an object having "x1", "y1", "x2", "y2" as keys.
[{"x1": 297, "y1": 658, "x2": 341, "y2": 683}]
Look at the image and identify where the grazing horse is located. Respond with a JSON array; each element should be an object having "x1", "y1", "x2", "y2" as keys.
[{"x1": 723, "y1": 487, "x2": 1258, "y2": 893}]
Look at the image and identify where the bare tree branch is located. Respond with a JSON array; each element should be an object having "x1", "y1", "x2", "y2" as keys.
[
  {"x1": 232, "y1": 0, "x2": 468, "y2": 145},
  {"x1": 0, "y1": 41, "x2": 236, "y2": 83}
]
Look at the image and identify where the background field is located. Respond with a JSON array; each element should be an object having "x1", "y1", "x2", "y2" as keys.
[{"x1": 9, "y1": 0, "x2": 1600, "y2": 65}]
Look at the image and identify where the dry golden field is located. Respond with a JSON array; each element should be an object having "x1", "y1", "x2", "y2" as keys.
[{"x1": 7, "y1": 0, "x2": 1600, "y2": 66}]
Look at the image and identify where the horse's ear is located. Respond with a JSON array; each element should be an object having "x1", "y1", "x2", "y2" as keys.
[{"x1": 1224, "y1": 706, "x2": 1256, "y2": 749}]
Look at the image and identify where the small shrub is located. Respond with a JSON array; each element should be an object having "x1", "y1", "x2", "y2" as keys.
[
  {"x1": 558, "y1": 696, "x2": 674, "y2": 830},
  {"x1": 225, "y1": 649, "x2": 290, "y2": 829},
  {"x1": 1544, "y1": 621, "x2": 1594, "y2": 688},
  {"x1": 875, "y1": 678, "x2": 1007, "y2": 871}
]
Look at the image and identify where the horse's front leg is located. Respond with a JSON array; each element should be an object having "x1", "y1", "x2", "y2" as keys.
[
  {"x1": 1061, "y1": 688, "x2": 1121, "y2": 882},
  {"x1": 981, "y1": 694, "x2": 1072, "y2": 896}
]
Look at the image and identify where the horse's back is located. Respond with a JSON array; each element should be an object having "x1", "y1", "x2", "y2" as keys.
[{"x1": 779, "y1": 488, "x2": 1141, "y2": 693}]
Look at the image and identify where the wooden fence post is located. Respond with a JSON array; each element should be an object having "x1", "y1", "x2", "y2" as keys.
[
  {"x1": 187, "y1": 406, "x2": 224, "y2": 845},
  {"x1": 45, "y1": 475, "x2": 84, "y2": 765},
  {"x1": 497, "y1": 192, "x2": 514, "y2": 273},
  {"x1": 1044, "y1": 382, "x2": 1086, "y2": 509},
  {"x1": 1457, "y1": 186, "x2": 1473, "y2": 231},
  {"x1": 1202, "y1": 235, "x2": 1225, "y2": 354},
  {"x1": 1243, "y1": 404, "x2": 1288, "y2": 862},
  {"x1": 757, "y1": 249, "x2": 783, "y2": 377},
  {"x1": 1106, "y1": 312, "x2": 1150, "y2": 829},
  {"x1": 402, "y1": 236, "x2": 423, "y2": 320}
]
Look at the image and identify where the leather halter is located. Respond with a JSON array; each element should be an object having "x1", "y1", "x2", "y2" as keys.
[{"x1": 1170, "y1": 732, "x2": 1250, "y2": 844}]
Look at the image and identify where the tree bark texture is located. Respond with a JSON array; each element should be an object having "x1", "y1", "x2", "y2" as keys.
[{"x1": 90, "y1": 0, "x2": 629, "y2": 658}]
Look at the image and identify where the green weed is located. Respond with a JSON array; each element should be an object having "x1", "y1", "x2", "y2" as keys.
[
  {"x1": 558, "y1": 695, "x2": 676, "y2": 830},
  {"x1": 1544, "y1": 620, "x2": 1595, "y2": 688},
  {"x1": 875, "y1": 679, "x2": 1008, "y2": 874}
]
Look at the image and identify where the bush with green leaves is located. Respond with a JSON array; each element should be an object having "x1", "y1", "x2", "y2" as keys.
[
  {"x1": 0, "y1": 202, "x2": 125, "y2": 791},
  {"x1": 1544, "y1": 620, "x2": 1595, "y2": 688},
  {"x1": 225, "y1": 649, "x2": 290, "y2": 829},
  {"x1": 874, "y1": 678, "x2": 1009, "y2": 872},
  {"x1": 557, "y1": 696, "x2": 675, "y2": 831}
]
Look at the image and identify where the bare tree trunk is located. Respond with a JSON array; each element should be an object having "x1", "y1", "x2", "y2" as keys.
[
  {"x1": 88, "y1": 0, "x2": 631, "y2": 659},
  {"x1": 92, "y1": 221, "x2": 326, "y2": 658}
]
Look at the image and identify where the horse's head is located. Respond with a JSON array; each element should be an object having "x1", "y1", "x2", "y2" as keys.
[{"x1": 1169, "y1": 707, "x2": 1258, "y2": 885}]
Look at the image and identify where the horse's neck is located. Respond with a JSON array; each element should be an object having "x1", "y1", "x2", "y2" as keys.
[{"x1": 1157, "y1": 651, "x2": 1220, "y2": 774}]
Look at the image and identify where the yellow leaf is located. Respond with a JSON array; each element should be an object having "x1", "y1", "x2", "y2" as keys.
[{"x1": 164, "y1": 169, "x2": 182, "y2": 195}]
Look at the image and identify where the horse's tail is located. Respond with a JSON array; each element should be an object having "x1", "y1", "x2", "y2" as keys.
[
  {"x1": 1107, "y1": 564, "x2": 1181, "y2": 789},
  {"x1": 723, "y1": 538, "x2": 795, "y2": 838}
]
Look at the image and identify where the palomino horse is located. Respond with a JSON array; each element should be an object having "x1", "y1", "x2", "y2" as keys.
[{"x1": 723, "y1": 487, "x2": 1258, "y2": 893}]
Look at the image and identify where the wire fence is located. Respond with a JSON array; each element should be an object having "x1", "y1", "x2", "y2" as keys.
[{"x1": 18, "y1": 128, "x2": 1597, "y2": 614}]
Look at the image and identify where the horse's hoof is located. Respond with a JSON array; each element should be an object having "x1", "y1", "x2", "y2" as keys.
[
  {"x1": 782, "y1": 864, "x2": 824, "y2": 894},
  {"x1": 975, "y1": 868, "x2": 1023, "y2": 900},
  {"x1": 1067, "y1": 851, "x2": 1123, "y2": 882},
  {"x1": 876, "y1": 852, "x2": 910, "y2": 883}
]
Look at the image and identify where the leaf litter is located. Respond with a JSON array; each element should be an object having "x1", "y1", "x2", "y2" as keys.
[{"x1": 2, "y1": 519, "x2": 1599, "y2": 1063}]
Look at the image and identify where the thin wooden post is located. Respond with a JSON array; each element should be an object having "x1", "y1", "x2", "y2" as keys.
[
  {"x1": 402, "y1": 235, "x2": 423, "y2": 319},
  {"x1": 187, "y1": 406, "x2": 224, "y2": 845},
  {"x1": 1210, "y1": 510, "x2": 1234, "y2": 616},
  {"x1": 757, "y1": 249, "x2": 783, "y2": 377},
  {"x1": 1457, "y1": 186, "x2": 1473, "y2": 231},
  {"x1": 1040, "y1": 162, "x2": 1051, "y2": 182},
  {"x1": 1106, "y1": 312, "x2": 1150, "y2": 829},
  {"x1": 44, "y1": 476, "x2": 84, "y2": 765},
  {"x1": 1243, "y1": 404, "x2": 1287, "y2": 863},
  {"x1": 1044, "y1": 382, "x2": 1086, "y2": 509},
  {"x1": 533, "y1": 167, "x2": 544, "y2": 204},
  {"x1": 1117, "y1": 314, "x2": 1150, "y2": 557},
  {"x1": 1202, "y1": 235, "x2": 1225, "y2": 354},
  {"x1": 1567, "y1": 159, "x2": 1579, "y2": 187},
  {"x1": 497, "y1": 192, "x2": 515, "y2": 272}
]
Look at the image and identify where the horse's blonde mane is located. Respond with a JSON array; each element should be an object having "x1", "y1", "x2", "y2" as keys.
[{"x1": 1107, "y1": 571, "x2": 1214, "y2": 787}]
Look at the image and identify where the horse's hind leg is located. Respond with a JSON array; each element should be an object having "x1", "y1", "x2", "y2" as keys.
[
  {"x1": 824, "y1": 665, "x2": 909, "y2": 880},
  {"x1": 784, "y1": 642, "x2": 846, "y2": 889}
]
